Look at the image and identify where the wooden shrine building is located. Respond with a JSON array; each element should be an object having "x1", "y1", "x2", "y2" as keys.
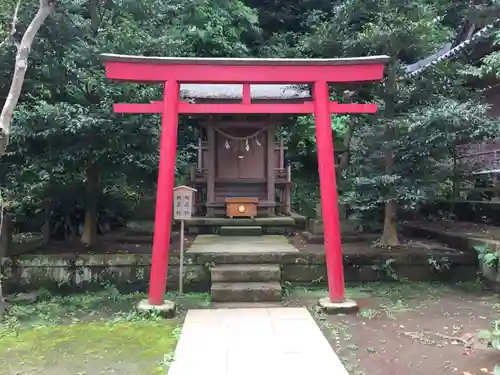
[{"x1": 183, "y1": 84, "x2": 305, "y2": 218}]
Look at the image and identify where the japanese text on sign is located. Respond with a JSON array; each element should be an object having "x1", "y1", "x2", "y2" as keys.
[{"x1": 173, "y1": 189, "x2": 194, "y2": 220}]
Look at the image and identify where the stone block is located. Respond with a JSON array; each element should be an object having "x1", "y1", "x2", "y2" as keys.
[
  {"x1": 263, "y1": 226, "x2": 289, "y2": 235},
  {"x1": 211, "y1": 281, "x2": 281, "y2": 302},
  {"x1": 125, "y1": 220, "x2": 155, "y2": 235},
  {"x1": 339, "y1": 220, "x2": 358, "y2": 235},
  {"x1": 307, "y1": 218, "x2": 357, "y2": 237},
  {"x1": 315, "y1": 203, "x2": 322, "y2": 219},
  {"x1": 187, "y1": 226, "x2": 200, "y2": 234},
  {"x1": 314, "y1": 203, "x2": 349, "y2": 220},
  {"x1": 308, "y1": 219, "x2": 324, "y2": 235},
  {"x1": 219, "y1": 226, "x2": 263, "y2": 236},
  {"x1": 300, "y1": 231, "x2": 324, "y2": 244},
  {"x1": 211, "y1": 264, "x2": 281, "y2": 283},
  {"x1": 318, "y1": 297, "x2": 358, "y2": 314},
  {"x1": 137, "y1": 299, "x2": 176, "y2": 318},
  {"x1": 282, "y1": 264, "x2": 326, "y2": 283},
  {"x1": 290, "y1": 212, "x2": 307, "y2": 230}
]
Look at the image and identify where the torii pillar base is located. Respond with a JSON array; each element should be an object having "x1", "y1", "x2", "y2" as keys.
[
  {"x1": 137, "y1": 299, "x2": 176, "y2": 318},
  {"x1": 318, "y1": 297, "x2": 359, "y2": 315}
]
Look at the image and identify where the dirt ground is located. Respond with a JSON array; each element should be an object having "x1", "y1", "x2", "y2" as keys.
[
  {"x1": 288, "y1": 282, "x2": 500, "y2": 375},
  {"x1": 28, "y1": 232, "x2": 195, "y2": 255},
  {"x1": 408, "y1": 220, "x2": 500, "y2": 242},
  {"x1": 291, "y1": 232, "x2": 456, "y2": 255}
]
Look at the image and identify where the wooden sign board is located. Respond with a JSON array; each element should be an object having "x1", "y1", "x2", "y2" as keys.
[{"x1": 173, "y1": 185, "x2": 197, "y2": 220}]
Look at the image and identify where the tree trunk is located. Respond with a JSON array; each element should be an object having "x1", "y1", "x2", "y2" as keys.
[
  {"x1": 0, "y1": 214, "x2": 12, "y2": 258},
  {"x1": 81, "y1": 161, "x2": 99, "y2": 247},
  {"x1": 0, "y1": 0, "x2": 55, "y2": 320},
  {"x1": 0, "y1": 0, "x2": 56, "y2": 156},
  {"x1": 452, "y1": 143, "x2": 461, "y2": 196},
  {"x1": 89, "y1": 0, "x2": 100, "y2": 35},
  {"x1": 377, "y1": 59, "x2": 400, "y2": 247},
  {"x1": 0, "y1": 280, "x2": 4, "y2": 321},
  {"x1": 80, "y1": 0, "x2": 102, "y2": 248},
  {"x1": 379, "y1": 200, "x2": 399, "y2": 247},
  {"x1": 0, "y1": 215, "x2": 7, "y2": 320},
  {"x1": 42, "y1": 199, "x2": 51, "y2": 244},
  {"x1": 450, "y1": 145, "x2": 458, "y2": 218}
]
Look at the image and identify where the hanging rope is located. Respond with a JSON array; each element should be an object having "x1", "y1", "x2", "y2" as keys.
[{"x1": 214, "y1": 127, "x2": 266, "y2": 141}]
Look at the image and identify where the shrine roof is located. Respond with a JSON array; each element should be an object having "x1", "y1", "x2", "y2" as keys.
[
  {"x1": 404, "y1": 19, "x2": 499, "y2": 77},
  {"x1": 180, "y1": 84, "x2": 309, "y2": 99},
  {"x1": 101, "y1": 54, "x2": 390, "y2": 66}
]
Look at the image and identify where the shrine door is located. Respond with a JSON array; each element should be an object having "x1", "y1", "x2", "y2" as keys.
[{"x1": 216, "y1": 128, "x2": 266, "y2": 180}]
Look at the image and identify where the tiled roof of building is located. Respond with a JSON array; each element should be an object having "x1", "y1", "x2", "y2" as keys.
[{"x1": 404, "y1": 20, "x2": 499, "y2": 77}]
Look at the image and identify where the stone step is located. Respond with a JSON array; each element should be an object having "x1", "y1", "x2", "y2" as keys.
[
  {"x1": 211, "y1": 264, "x2": 281, "y2": 283},
  {"x1": 211, "y1": 302, "x2": 282, "y2": 309},
  {"x1": 219, "y1": 226, "x2": 263, "y2": 236},
  {"x1": 211, "y1": 282, "x2": 282, "y2": 302}
]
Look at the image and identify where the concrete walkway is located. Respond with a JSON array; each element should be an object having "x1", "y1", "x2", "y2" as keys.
[{"x1": 168, "y1": 307, "x2": 349, "y2": 375}]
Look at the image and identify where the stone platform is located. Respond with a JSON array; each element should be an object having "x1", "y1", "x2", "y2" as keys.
[
  {"x1": 186, "y1": 235, "x2": 299, "y2": 254},
  {"x1": 2, "y1": 233, "x2": 479, "y2": 294},
  {"x1": 184, "y1": 214, "x2": 306, "y2": 235}
]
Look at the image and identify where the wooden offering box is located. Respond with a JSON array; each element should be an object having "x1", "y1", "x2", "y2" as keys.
[{"x1": 225, "y1": 197, "x2": 258, "y2": 218}]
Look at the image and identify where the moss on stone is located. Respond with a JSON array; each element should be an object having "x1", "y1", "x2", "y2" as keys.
[{"x1": 0, "y1": 321, "x2": 179, "y2": 374}]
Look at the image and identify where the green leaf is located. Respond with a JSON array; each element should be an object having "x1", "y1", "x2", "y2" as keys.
[
  {"x1": 492, "y1": 338, "x2": 500, "y2": 351},
  {"x1": 478, "y1": 330, "x2": 493, "y2": 340},
  {"x1": 474, "y1": 244, "x2": 490, "y2": 253},
  {"x1": 483, "y1": 253, "x2": 499, "y2": 267}
]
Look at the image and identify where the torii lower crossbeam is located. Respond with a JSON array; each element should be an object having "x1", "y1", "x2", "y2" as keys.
[
  {"x1": 101, "y1": 54, "x2": 389, "y2": 308},
  {"x1": 113, "y1": 101, "x2": 378, "y2": 115}
]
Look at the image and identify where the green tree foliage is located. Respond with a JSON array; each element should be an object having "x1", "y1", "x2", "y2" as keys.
[
  {"x1": 0, "y1": 0, "x2": 259, "y2": 245},
  {"x1": 276, "y1": 0, "x2": 500, "y2": 246},
  {"x1": 1, "y1": 0, "x2": 499, "y2": 250}
]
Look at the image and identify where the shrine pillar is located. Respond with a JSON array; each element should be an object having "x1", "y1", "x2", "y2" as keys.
[
  {"x1": 148, "y1": 81, "x2": 180, "y2": 305},
  {"x1": 313, "y1": 80, "x2": 346, "y2": 303}
]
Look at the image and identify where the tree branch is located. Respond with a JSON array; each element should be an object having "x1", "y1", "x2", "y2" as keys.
[
  {"x1": 0, "y1": 0, "x2": 56, "y2": 157},
  {"x1": 0, "y1": 0, "x2": 22, "y2": 49},
  {"x1": 0, "y1": 1, "x2": 55, "y2": 319}
]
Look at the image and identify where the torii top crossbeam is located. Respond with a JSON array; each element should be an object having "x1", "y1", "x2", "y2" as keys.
[
  {"x1": 102, "y1": 54, "x2": 389, "y2": 83},
  {"x1": 101, "y1": 53, "x2": 389, "y2": 307}
]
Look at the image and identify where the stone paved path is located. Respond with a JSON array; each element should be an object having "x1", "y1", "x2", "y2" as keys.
[{"x1": 168, "y1": 307, "x2": 349, "y2": 375}]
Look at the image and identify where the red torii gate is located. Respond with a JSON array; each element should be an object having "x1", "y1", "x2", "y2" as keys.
[{"x1": 101, "y1": 54, "x2": 388, "y2": 307}]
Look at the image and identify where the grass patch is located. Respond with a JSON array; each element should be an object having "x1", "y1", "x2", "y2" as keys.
[
  {"x1": 1, "y1": 321, "x2": 179, "y2": 375},
  {"x1": 0, "y1": 286, "x2": 211, "y2": 375},
  {"x1": 4, "y1": 286, "x2": 210, "y2": 326}
]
